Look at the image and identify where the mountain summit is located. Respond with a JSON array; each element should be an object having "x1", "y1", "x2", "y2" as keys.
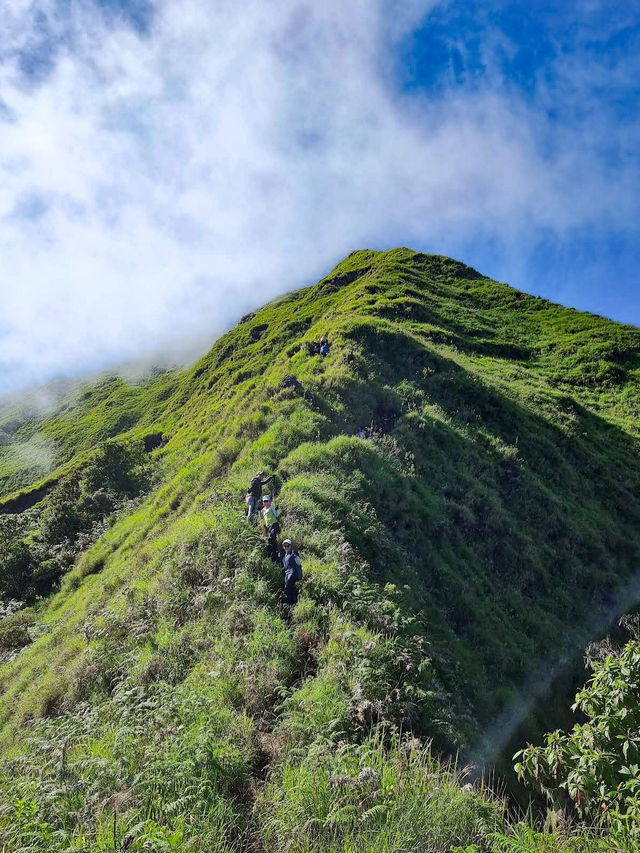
[{"x1": 1, "y1": 248, "x2": 639, "y2": 851}]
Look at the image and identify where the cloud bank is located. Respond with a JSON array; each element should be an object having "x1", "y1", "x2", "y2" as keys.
[{"x1": 0, "y1": 0, "x2": 638, "y2": 393}]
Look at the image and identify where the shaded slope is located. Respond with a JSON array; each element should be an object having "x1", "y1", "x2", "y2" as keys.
[{"x1": 1, "y1": 248, "x2": 639, "y2": 850}]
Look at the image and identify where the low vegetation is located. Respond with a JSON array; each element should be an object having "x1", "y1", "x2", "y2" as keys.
[
  {"x1": 0, "y1": 248, "x2": 639, "y2": 851},
  {"x1": 0, "y1": 441, "x2": 152, "y2": 607},
  {"x1": 517, "y1": 620, "x2": 640, "y2": 841}
]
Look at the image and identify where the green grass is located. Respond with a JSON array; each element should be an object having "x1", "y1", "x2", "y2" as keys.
[{"x1": 1, "y1": 248, "x2": 639, "y2": 851}]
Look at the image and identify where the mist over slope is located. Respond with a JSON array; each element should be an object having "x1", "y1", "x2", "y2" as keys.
[{"x1": 1, "y1": 248, "x2": 639, "y2": 851}]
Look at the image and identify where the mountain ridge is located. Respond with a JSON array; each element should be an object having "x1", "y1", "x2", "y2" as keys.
[{"x1": 1, "y1": 248, "x2": 639, "y2": 851}]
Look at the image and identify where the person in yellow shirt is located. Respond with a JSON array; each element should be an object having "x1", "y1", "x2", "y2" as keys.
[
  {"x1": 260, "y1": 495, "x2": 280, "y2": 562},
  {"x1": 245, "y1": 470, "x2": 275, "y2": 521}
]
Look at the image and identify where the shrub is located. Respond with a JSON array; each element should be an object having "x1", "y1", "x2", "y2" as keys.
[
  {"x1": 515, "y1": 639, "x2": 640, "y2": 835},
  {"x1": 0, "y1": 515, "x2": 33, "y2": 600}
]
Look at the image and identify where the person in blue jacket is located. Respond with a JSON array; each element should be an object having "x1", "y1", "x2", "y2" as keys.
[{"x1": 281, "y1": 539, "x2": 302, "y2": 605}]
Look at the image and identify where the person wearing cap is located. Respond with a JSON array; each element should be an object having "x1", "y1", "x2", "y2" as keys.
[
  {"x1": 260, "y1": 494, "x2": 280, "y2": 562},
  {"x1": 245, "y1": 470, "x2": 275, "y2": 522},
  {"x1": 281, "y1": 539, "x2": 302, "y2": 605}
]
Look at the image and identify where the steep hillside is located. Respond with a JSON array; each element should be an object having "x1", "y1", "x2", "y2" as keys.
[
  {"x1": 1, "y1": 248, "x2": 639, "y2": 852},
  {"x1": 0, "y1": 369, "x2": 180, "y2": 500}
]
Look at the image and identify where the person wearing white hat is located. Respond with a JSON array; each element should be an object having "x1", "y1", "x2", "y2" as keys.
[{"x1": 282, "y1": 539, "x2": 302, "y2": 605}]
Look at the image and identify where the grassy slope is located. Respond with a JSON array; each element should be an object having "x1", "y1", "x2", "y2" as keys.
[
  {"x1": 0, "y1": 370, "x2": 181, "y2": 499},
  {"x1": 1, "y1": 248, "x2": 639, "y2": 851}
]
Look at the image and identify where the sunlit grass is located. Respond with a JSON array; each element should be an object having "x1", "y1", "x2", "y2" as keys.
[{"x1": 1, "y1": 248, "x2": 639, "y2": 851}]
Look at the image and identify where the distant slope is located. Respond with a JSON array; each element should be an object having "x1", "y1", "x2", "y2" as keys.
[
  {"x1": 1, "y1": 248, "x2": 639, "y2": 851},
  {"x1": 0, "y1": 369, "x2": 181, "y2": 501}
]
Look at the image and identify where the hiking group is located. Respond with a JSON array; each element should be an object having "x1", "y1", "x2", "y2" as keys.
[
  {"x1": 311, "y1": 335, "x2": 330, "y2": 357},
  {"x1": 242, "y1": 335, "x2": 334, "y2": 601},
  {"x1": 245, "y1": 471, "x2": 302, "y2": 605}
]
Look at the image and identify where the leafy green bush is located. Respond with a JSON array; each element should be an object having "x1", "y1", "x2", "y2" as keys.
[
  {"x1": 515, "y1": 640, "x2": 640, "y2": 835},
  {"x1": 0, "y1": 607, "x2": 35, "y2": 656},
  {"x1": 83, "y1": 440, "x2": 151, "y2": 497},
  {"x1": 0, "y1": 515, "x2": 33, "y2": 600}
]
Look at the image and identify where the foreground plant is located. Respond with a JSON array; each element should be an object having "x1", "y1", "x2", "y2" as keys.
[{"x1": 515, "y1": 637, "x2": 640, "y2": 839}]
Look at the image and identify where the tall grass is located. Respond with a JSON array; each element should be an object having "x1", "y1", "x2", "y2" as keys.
[
  {"x1": 258, "y1": 733, "x2": 501, "y2": 852},
  {"x1": 1, "y1": 248, "x2": 639, "y2": 852}
]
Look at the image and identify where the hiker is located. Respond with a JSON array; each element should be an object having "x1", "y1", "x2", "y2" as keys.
[
  {"x1": 245, "y1": 470, "x2": 274, "y2": 521},
  {"x1": 260, "y1": 494, "x2": 280, "y2": 562},
  {"x1": 356, "y1": 426, "x2": 366, "y2": 439},
  {"x1": 319, "y1": 336, "x2": 329, "y2": 357},
  {"x1": 282, "y1": 539, "x2": 302, "y2": 605}
]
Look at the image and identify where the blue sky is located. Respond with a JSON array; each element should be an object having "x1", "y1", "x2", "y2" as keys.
[
  {"x1": 395, "y1": 1, "x2": 640, "y2": 318},
  {"x1": 0, "y1": 0, "x2": 639, "y2": 393}
]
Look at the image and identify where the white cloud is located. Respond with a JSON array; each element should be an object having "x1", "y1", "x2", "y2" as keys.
[{"x1": 0, "y1": 0, "x2": 638, "y2": 393}]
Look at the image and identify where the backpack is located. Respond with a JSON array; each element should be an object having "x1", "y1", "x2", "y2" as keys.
[{"x1": 286, "y1": 552, "x2": 303, "y2": 581}]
